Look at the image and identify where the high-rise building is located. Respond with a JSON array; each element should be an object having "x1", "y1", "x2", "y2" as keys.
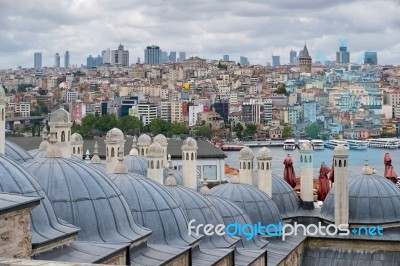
[
  {"x1": 290, "y1": 50, "x2": 298, "y2": 65},
  {"x1": 264, "y1": 99, "x2": 272, "y2": 125},
  {"x1": 64, "y1": 51, "x2": 70, "y2": 68},
  {"x1": 144, "y1": 45, "x2": 160, "y2": 64},
  {"x1": 87, "y1": 55, "x2": 103, "y2": 68},
  {"x1": 34, "y1": 52, "x2": 42, "y2": 69},
  {"x1": 240, "y1": 56, "x2": 249, "y2": 66},
  {"x1": 299, "y1": 44, "x2": 312, "y2": 73},
  {"x1": 364, "y1": 52, "x2": 378, "y2": 65},
  {"x1": 111, "y1": 44, "x2": 129, "y2": 66},
  {"x1": 101, "y1": 49, "x2": 111, "y2": 64},
  {"x1": 178, "y1": 51, "x2": 186, "y2": 62},
  {"x1": 223, "y1": 55, "x2": 230, "y2": 61},
  {"x1": 272, "y1": 56, "x2": 280, "y2": 67},
  {"x1": 160, "y1": 51, "x2": 169, "y2": 63},
  {"x1": 336, "y1": 45, "x2": 350, "y2": 64},
  {"x1": 54, "y1": 53, "x2": 60, "y2": 68},
  {"x1": 169, "y1": 51, "x2": 176, "y2": 62}
]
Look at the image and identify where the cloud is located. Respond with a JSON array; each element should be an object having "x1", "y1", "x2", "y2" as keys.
[{"x1": 0, "y1": 0, "x2": 399, "y2": 68}]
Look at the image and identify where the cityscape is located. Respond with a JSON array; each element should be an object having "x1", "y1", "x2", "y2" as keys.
[{"x1": 1, "y1": 1, "x2": 400, "y2": 266}]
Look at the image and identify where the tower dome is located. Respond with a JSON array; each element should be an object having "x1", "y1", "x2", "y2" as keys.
[
  {"x1": 23, "y1": 157, "x2": 150, "y2": 243},
  {"x1": 239, "y1": 146, "x2": 253, "y2": 160},
  {"x1": 147, "y1": 142, "x2": 164, "y2": 155},
  {"x1": 321, "y1": 174, "x2": 400, "y2": 225},
  {"x1": 49, "y1": 108, "x2": 71, "y2": 124},
  {"x1": 138, "y1": 133, "x2": 152, "y2": 146},
  {"x1": 105, "y1": 128, "x2": 124, "y2": 142},
  {"x1": 71, "y1": 132, "x2": 83, "y2": 144},
  {"x1": 210, "y1": 182, "x2": 282, "y2": 227},
  {"x1": 0, "y1": 154, "x2": 79, "y2": 250},
  {"x1": 108, "y1": 172, "x2": 200, "y2": 246},
  {"x1": 153, "y1": 134, "x2": 168, "y2": 146},
  {"x1": 182, "y1": 137, "x2": 197, "y2": 148},
  {"x1": 5, "y1": 140, "x2": 33, "y2": 163},
  {"x1": 257, "y1": 147, "x2": 271, "y2": 160}
]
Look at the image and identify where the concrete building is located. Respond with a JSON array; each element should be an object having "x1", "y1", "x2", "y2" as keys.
[
  {"x1": 242, "y1": 102, "x2": 262, "y2": 124},
  {"x1": 272, "y1": 55, "x2": 280, "y2": 67},
  {"x1": 54, "y1": 53, "x2": 60, "y2": 68},
  {"x1": 34, "y1": 52, "x2": 42, "y2": 69},
  {"x1": 263, "y1": 99, "x2": 273, "y2": 125},
  {"x1": 303, "y1": 101, "x2": 317, "y2": 123},
  {"x1": 111, "y1": 44, "x2": 129, "y2": 66},
  {"x1": 14, "y1": 102, "x2": 30, "y2": 117},
  {"x1": 364, "y1": 52, "x2": 378, "y2": 65},
  {"x1": 64, "y1": 51, "x2": 70, "y2": 68},
  {"x1": 189, "y1": 104, "x2": 204, "y2": 126},
  {"x1": 336, "y1": 45, "x2": 350, "y2": 64}
]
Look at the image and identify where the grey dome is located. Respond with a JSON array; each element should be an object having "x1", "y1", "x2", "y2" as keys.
[
  {"x1": 164, "y1": 185, "x2": 239, "y2": 249},
  {"x1": 108, "y1": 172, "x2": 200, "y2": 246},
  {"x1": 23, "y1": 158, "x2": 151, "y2": 243},
  {"x1": 182, "y1": 137, "x2": 197, "y2": 149},
  {"x1": 71, "y1": 132, "x2": 83, "y2": 144},
  {"x1": 50, "y1": 108, "x2": 70, "y2": 123},
  {"x1": 210, "y1": 183, "x2": 282, "y2": 227},
  {"x1": 106, "y1": 128, "x2": 124, "y2": 142},
  {"x1": 239, "y1": 146, "x2": 253, "y2": 160},
  {"x1": 5, "y1": 140, "x2": 34, "y2": 163},
  {"x1": 207, "y1": 195, "x2": 268, "y2": 249},
  {"x1": 0, "y1": 154, "x2": 79, "y2": 248},
  {"x1": 153, "y1": 134, "x2": 168, "y2": 146},
  {"x1": 28, "y1": 148, "x2": 81, "y2": 161},
  {"x1": 321, "y1": 174, "x2": 400, "y2": 225},
  {"x1": 87, "y1": 162, "x2": 106, "y2": 174},
  {"x1": 138, "y1": 134, "x2": 152, "y2": 146},
  {"x1": 252, "y1": 174, "x2": 300, "y2": 218}
]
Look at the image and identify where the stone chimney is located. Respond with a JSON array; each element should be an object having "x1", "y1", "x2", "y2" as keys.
[
  {"x1": 239, "y1": 146, "x2": 253, "y2": 185},
  {"x1": 129, "y1": 136, "x2": 139, "y2": 155},
  {"x1": 105, "y1": 128, "x2": 125, "y2": 174},
  {"x1": 153, "y1": 134, "x2": 168, "y2": 167},
  {"x1": 256, "y1": 147, "x2": 272, "y2": 196},
  {"x1": 299, "y1": 140, "x2": 314, "y2": 210},
  {"x1": 137, "y1": 134, "x2": 152, "y2": 156},
  {"x1": 39, "y1": 125, "x2": 50, "y2": 150},
  {"x1": 181, "y1": 137, "x2": 198, "y2": 190},
  {"x1": 48, "y1": 108, "x2": 73, "y2": 158},
  {"x1": 333, "y1": 144, "x2": 349, "y2": 227},
  {"x1": 90, "y1": 141, "x2": 101, "y2": 163},
  {"x1": 147, "y1": 142, "x2": 164, "y2": 184},
  {"x1": 71, "y1": 132, "x2": 84, "y2": 159}
]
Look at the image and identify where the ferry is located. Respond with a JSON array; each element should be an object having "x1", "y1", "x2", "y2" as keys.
[
  {"x1": 367, "y1": 138, "x2": 400, "y2": 149},
  {"x1": 221, "y1": 144, "x2": 244, "y2": 151},
  {"x1": 283, "y1": 139, "x2": 296, "y2": 150},
  {"x1": 311, "y1": 139, "x2": 325, "y2": 150},
  {"x1": 324, "y1": 139, "x2": 349, "y2": 149},
  {"x1": 347, "y1": 139, "x2": 368, "y2": 150}
]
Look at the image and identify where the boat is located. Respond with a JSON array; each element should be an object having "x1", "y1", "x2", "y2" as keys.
[
  {"x1": 367, "y1": 138, "x2": 400, "y2": 149},
  {"x1": 311, "y1": 139, "x2": 325, "y2": 150},
  {"x1": 221, "y1": 144, "x2": 244, "y2": 151},
  {"x1": 347, "y1": 139, "x2": 368, "y2": 150},
  {"x1": 283, "y1": 139, "x2": 296, "y2": 150},
  {"x1": 324, "y1": 139, "x2": 349, "y2": 149}
]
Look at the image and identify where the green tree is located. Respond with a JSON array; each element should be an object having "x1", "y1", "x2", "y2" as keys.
[
  {"x1": 168, "y1": 122, "x2": 189, "y2": 137},
  {"x1": 17, "y1": 83, "x2": 33, "y2": 92},
  {"x1": 117, "y1": 115, "x2": 143, "y2": 135},
  {"x1": 195, "y1": 125, "x2": 213, "y2": 138},
  {"x1": 97, "y1": 114, "x2": 117, "y2": 134},
  {"x1": 283, "y1": 125, "x2": 292, "y2": 138},
  {"x1": 274, "y1": 82, "x2": 287, "y2": 95},
  {"x1": 234, "y1": 123, "x2": 244, "y2": 139},
  {"x1": 80, "y1": 114, "x2": 98, "y2": 136},
  {"x1": 38, "y1": 102, "x2": 49, "y2": 114},
  {"x1": 305, "y1": 122, "x2": 321, "y2": 139},
  {"x1": 244, "y1": 123, "x2": 257, "y2": 138},
  {"x1": 148, "y1": 118, "x2": 170, "y2": 135}
]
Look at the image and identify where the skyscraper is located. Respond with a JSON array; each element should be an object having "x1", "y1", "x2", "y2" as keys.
[
  {"x1": 272, "y1": 55, "x2": 280, "y2": 67},
  {"x1": 299, "y1": 43, "x2": 312, "y2": 73},
  {"x1": 364, "y1": 52, "x2": 378, "y2": 65},
  {"x1": 178, "y1": 51, "x2": 186, "y2": 62},
  {"x1": 54, "y1": 53, "x2": 60, "y2": 68},
  {"x1": 223, "y1": 55, "x2": 230, "y2": 61},
  {"x1": 111, "y1": 44, "x2": 129, "y2": 66},
  {"x1": 169, "y1": 51, "x2": 176, "y2": 62},
  {"x1": 160, "y1": 51, "x2": 169, "y2": 63},
  {"x1": 144, "y1": 45, "x2": 160, "y2": 64},
  {"x1": 64, "y1": 51, "x2": 70, "y2": 68},
  {"x1": 87, "y1": 55, "x2": 103, "y2": 68},
  {"x1": 336, "y1": 45, "x2": 350, "y2": 64},
  {"x1": 102, "y1": 48, "x2": 111, "y2": 64},
  {"x1": 290, "y1": 50, "x2": 297, "y2": 65},
  {"x1": 240, "y1": 56, "x2": 249, "y2": 66},
  {"x1": 34, "y1": 52, "x2": 42, "y2": 69}
]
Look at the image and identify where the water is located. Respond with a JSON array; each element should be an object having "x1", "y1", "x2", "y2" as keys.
[{"x1": 225, "y1": 147, "x2": 400, "y2": 178}]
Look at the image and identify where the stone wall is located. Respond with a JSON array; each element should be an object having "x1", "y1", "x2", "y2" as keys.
[
  {"x1": 103, "y1": 250, "x2": 127, "y2": 265},
  {"x1": 249, "y1": 255, "x2": 266, "y2": 266},
  {"x1": 278, "y1": 241, "x2": 305, "y2": 266},
  {"x1": 215, "y1": 253, "x2": 234, "y2": 266},
  {"x1": 0, "y1": 208, "x2": 32, "y2": 259},
  {"x1": 165, "y1": 250, "x2": 190, "y2": 266}
]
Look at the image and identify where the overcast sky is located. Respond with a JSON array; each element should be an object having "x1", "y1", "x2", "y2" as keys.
[{"x1": 1, "y1": 0, "x2": 400, "y2": 69}]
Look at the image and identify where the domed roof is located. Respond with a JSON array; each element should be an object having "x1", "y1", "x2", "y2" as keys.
[
  {"x1": 153, "y1": 134, "x2": 168, "y2": 146},
  {"x1": 239, "y1": 146, "x2": 253, "y2": 160},
  {"x1": 50, "y1": 108, "x2": 71, "y2": 123},
  {"x1": 108, "y1": 172, "x2": 200, "y2": 246},
  {"x1": 207, "y1": 195, "x2": 268, "y2": 249},
  {"x1": 39, "y1": 140, "x2": 50, "y2": 150},
  {"x1": 333, "y1": 144, "x2": 348, "y2": 157},
  {"x1": 299, "y1": 140, "x2": 312, "y2": 151},
  {"x1": 182, "y1": 137, "x2": 197, "y2": 149},
  {"x1": 105, "y1": 128, "x2": 124, "y2": 142},
  {"x1": 5, "y1": 140, "x2": 33, "y2": 163},
  {"x1": 321, "y1": 174, "x2": 400, "y2": 225},
  {"x1": 210, "y1": 183, "x2": 282, "y2": 227},
  {"x1": 29, "y1": 148, "x2": 82, "y2": 161},
  {"x1": 147, "y1": 142, "x2": 164, "y2": 156},
  {"x1": 87, "y1": 162, "x2": 106, "y2": 174},
  {"x1": 0, "y1": 154, "x2": 79, "y2": 248},
  {"x1": 164, "y1": 184, "x2": 239, "y2": 249},
  {"x1": 257, "y1": 147, "x2": 271, "y2": 160},
  {"x1": 23, "y1": 158, "x2": 151, "y2": 243},
  {"x1": 138, "y1": 134, "x2": 152, "y2": 146},
  {"x1": 71, "y1": 132, "x2": 83, "y2": 144}
]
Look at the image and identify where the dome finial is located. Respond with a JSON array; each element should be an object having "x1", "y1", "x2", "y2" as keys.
[
  {"x1": 85, "y1": 149, "x2": 90, "y2": 162},
  {"x1": 199, "y1": 177, "x2": 210, "y2": 195},
  {"x1": 231, "y1": 170, "x2": 240, "y2": 184},
  {"x1": 90, "y1": 141, "x2": 101, "y2": 164},
  {"x1": 165, "y1": 154, "x2": 177, "y2": 186},
  {"x1": 39, "y1": 125, "x2": 50, "y2": 150},
  {"x1": 114, "y1": 144, "x2": 128, "y2": 174},
  {"x1": 129, "y1": 136, "x2": 139, "y2": 155},
  {"x1": 362, "y1": 159, "x2": 373, "y2": 175},
  {"x1": 44, "y1": 130, "x2": 62, "y2": 158}
]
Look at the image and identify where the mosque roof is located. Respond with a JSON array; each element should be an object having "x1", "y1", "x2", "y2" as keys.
[{"x1": 5, "y1": 140, "x2": 33, "y2": 163}]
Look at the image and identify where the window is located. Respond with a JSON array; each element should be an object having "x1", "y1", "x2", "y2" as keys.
[
  {"x1": 111, "y1": 148, "x2": 115, "y2": 157},
  {"x1": 191, "y1": 153, "x2": 194, "y2": 160},
  {"x1": 61, "y1": 131, "x2": 65, "y2": 142},
  {"x1": 73, "y1": 147, "x2": 76, "y2": 154},
  {"x1": 248, "y1": 162, "x2": 251, "y2": 169},
  {"x1": 203, "y1": 165, "x2": 217, "y2": 180}
]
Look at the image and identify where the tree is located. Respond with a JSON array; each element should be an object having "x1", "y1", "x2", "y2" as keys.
[
  {"x1": 168, "y1": 122, "x2": 189, "y2": 137},
  {"x1": 148, "y1": 118, "x2": 170, "y2": 135},
  {"x1": 244, "y1": 123, "x2": 257, "y2": 138},
  {"x1": 195, "y1": 125, "x2": 213, "y2": 138},
  {"x1": 274, "y1": 82, "x2": 288, "y2": 96},
  {"x1": 305, "y1": 122, "x2": 321, "y2": 139},
  {"x1": 96, "y1": 114, "x2": 117, "y2": 134},
  {"x1": 283, "y1": 125, "x2": 292, "y2": 138},
  {"x1": 117, "y1": 115, "x2": 143, "y2": 135},
  {"x1": 234, "y1": 123, "x2": 244, "y2": 139}
]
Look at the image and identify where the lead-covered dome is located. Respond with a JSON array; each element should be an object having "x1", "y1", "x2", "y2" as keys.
[
  {"x1": 182, "y1": 137, "x2": 197, "y2": 149},
  {"x1": 210, "y1": 182, "x2": 282, "y2": 227},
  {"x1": 105, "y1": 128, "x2": 124, "y2": 142},
  {"x1": 321, "y1": 174, "x2": 400, "y2": 225},
  {"x1": 257, "y1": 147, "x2": 271, "y2": 160},
  {"x1": 239, "y1": 146, "x2": 253, "y2": 160},
  {"x1": 0, "y1": 154, "x2": 79, "y2": 249},
  {"x1": 50, "y1": 108, "x2": 70, "y2": 123},
  {"x1": 333, "y1": 144, "x2": 348, "y2": 156},
  {"x1": 23, "y1": 158, "x2": 150, "y2": 243},
  {"x1": 108, "y1": 172, "x2": 200, "y2": 246},
  {"x1": 5, "y1": 140, "x2": 33, "y2": 163},
  {"x1": 147, "y1": 142, "x2": 164, "y2": 156},
  {"x1": 153, "y1": 134, "x2": 168, "y2": 146},
  {"x1": 71, "y1": 132, "x2": 83, "y2": 144},
  {"x1": 138, "y1": 134, "x2": 152, "y2": 146}
]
